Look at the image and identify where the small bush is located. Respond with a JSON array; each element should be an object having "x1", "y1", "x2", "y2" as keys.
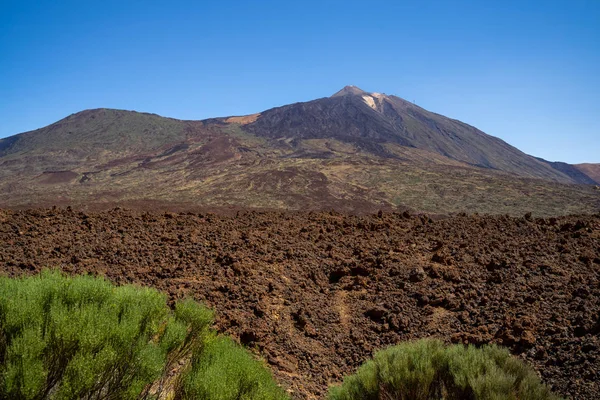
[
  {"x1": 175, "y1": 336, "x2": 288, "y2": 400},
  {"x1": 0, "y1": 271, "x2": 286, "y2": 400},
  {"x1": 328, "y1": 339, "x2": 561, "y2": 400}
]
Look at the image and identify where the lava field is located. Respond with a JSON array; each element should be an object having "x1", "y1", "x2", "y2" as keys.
[{"x1": 1, "y1": 208, "x2": 599, "y2": 399}]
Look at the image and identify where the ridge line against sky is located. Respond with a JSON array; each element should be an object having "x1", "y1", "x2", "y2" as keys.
[{"x1": 1, "y1": 0, "x2": 598, "y2": 164}]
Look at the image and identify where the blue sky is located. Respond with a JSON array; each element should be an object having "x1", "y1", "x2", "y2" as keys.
[{"x1": 1, "y1": 0, "x2": 598, "y2": 163}]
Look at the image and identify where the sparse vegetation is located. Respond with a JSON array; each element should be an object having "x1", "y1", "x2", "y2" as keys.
[
  {"x1": 328, "y1": 339, "x2": 560, "y2": 400},
  {"x1": 0, "y1": 271, "x2": 287, "y2": 400},
  {"x1": 1, "y1": 108, "x2": 599, "y2": 216}
]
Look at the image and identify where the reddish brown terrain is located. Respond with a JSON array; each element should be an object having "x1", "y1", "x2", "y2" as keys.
[{"x1": 1, "y1": 208, "x2": 599, "y2": 399}]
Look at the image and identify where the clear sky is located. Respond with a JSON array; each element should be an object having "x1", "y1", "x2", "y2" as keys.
[{"x1": 1, "y1": 0, "x2": 599, "y2": 163}]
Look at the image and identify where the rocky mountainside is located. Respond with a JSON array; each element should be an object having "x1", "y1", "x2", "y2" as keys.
[
  {"x1": 0, "y1": 87, "x2": 598, "y2": 215},
  {"x1": 242, "y1": 86, "x2": 585, "y2": 183}
]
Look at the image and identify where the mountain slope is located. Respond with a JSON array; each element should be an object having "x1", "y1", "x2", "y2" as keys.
[
  {"x1": 0, "y1": 88, "x2": 598, "y2": 215},
  {"x1": 575, "y1": 163, "x2": 600, "y2": 184},
  {"x1": 537, "y1": 159, "x2": 598, "y2": 185},
  {"x1": 243, "y1": 86, "x2": 585, "y2": 183},
  {"x1": 0, "y1": 109, "x2": 190, "y2": 157}
]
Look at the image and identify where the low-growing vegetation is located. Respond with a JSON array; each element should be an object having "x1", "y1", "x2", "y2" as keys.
[
  {"x1": 329, "y1": 339, "x2": 561, "y2": 400},
  {"x1": 0, "y1": 271, "x2": 288, "y2": 400},
  {"x1": 176, "y1": 336, "x2": 288, "y2": 400}
]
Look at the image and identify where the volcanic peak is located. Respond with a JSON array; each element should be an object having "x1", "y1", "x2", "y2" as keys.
[{"x1": 331, "y1": 85, "x2": 369, "y2": 97}]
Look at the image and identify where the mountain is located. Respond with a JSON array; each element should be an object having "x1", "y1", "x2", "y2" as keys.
[
  {"x1": 0, "y1": 87, "x2": 598, "y2": 216},
  {"x1": 575, "y1": 163, "x2": 600, "y2": 184},
  {"x1": 242, "y1": 86, "x2": 579, "y2": 183}
]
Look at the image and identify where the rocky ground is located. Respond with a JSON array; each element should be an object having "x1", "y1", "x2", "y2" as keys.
[{"x1": 1, "y1": 208, "x2": 599, "y2": 399}]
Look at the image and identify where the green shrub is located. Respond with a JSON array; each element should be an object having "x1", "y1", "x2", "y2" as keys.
[
  {"x1": 175, "y1": 336, "x2": 288, "y2": 400},
  {"x1": 328, "y1": 339, "x2": 561, "y2": 400},
  {"x1": 0, "y1": 271, "x2": 286, "y2": 400}
]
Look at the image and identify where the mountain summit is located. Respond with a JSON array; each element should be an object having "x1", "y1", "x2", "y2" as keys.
[
  {"x1": 0, "y1": 87, "x2": 597, "y2": 214},
  {"x1": 331, "y1": 85, "x2": 369, "y2": 97}
]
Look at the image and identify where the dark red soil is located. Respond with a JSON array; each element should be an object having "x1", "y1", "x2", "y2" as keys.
[{"x1": 1, "y1": 208, "x2": 599, "y2": 399}]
